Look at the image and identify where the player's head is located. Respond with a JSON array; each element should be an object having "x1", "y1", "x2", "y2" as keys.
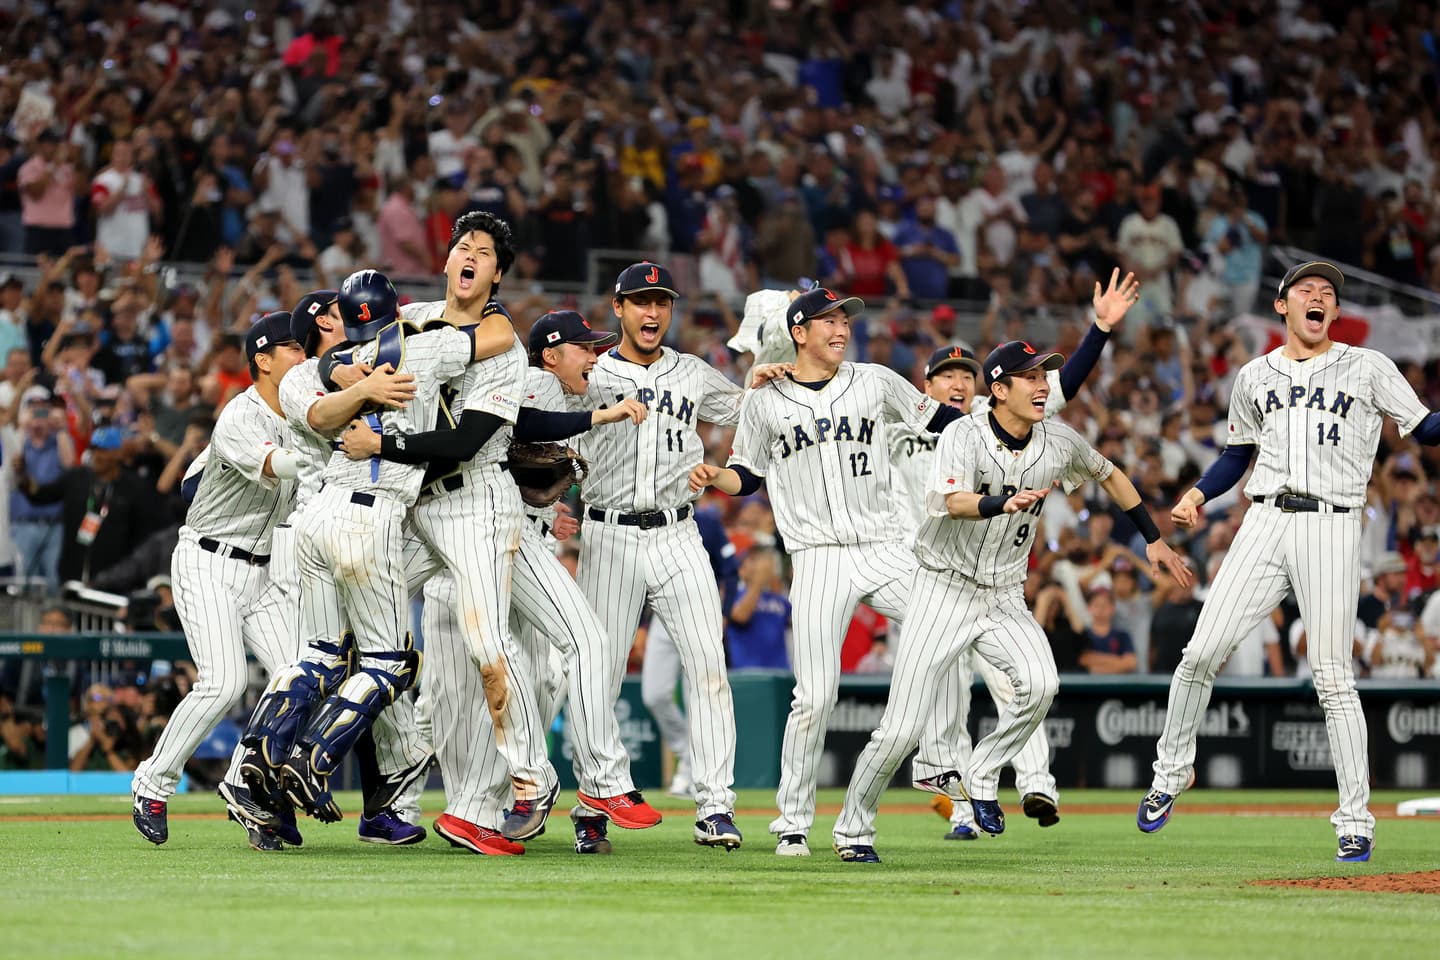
[
  {"x1": 983, "y1": 340, "x2": 1064, "y2": 425},
  {"x1": 244, "y1": 310, "x2": 304, "y2": 382},
  {"x1": 612, "y1": 262, "x2": 679, "y2": 359},
  {"x1": 1274, "y1": 260, "x2": 1343, "y2": 350},
  {"x1": 290, "y1": 289, "x2": 339, "y2": 357},
  {"x1": 447, "y1": 210, "x2": 514, "y2": 305},
  {"x1": 529, "y1": 309, "x2": 618, "y2": 393},
  {"x1": 787, "y1": 286, "x2": 863, "y2": 366},
  {"x1": 924, "y1": 345, "x2": 982, "y2": 412},
  {"x1": 338, "y1": 269, "x2": 399, "y2": 342}
]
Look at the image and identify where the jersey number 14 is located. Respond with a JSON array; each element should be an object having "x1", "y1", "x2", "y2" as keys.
[{"x1": 1316, "y1": 423, "x2": 1341, "y2": 446}]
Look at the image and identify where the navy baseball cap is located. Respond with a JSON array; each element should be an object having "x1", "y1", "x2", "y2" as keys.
[
  {"x1": 1277, "y1": 260, "x2": 1344, "y2": 296},
  {"x1": 290, "y1": 289, "x2": 338, "y2": 348},
  {"x1": 789, "y1": 287, "x2": 864, "y2": 328},
  {"x1": 614, "y1": 262, "x2": 680, "y2": 299},
  {"x1": 925, "y1": 345, "x2": 982, "y2": 379},
  {"x1": 528, "y1": 310, "x2": 618, "y2": 355},
  {"x1": 983, "y1": 340, "x2": 1064, "y2": 388},
  {"x1": 245, "y1": 311, "x2": 298, "y2": 362}
]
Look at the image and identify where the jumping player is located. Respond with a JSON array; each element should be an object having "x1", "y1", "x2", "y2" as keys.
[
  {"x1": 831, "y1": 339, "x2": 1192, "y2": 862},
  {"x1": 1139, "y1": 261, "x2": 1440, "y2": 863}
]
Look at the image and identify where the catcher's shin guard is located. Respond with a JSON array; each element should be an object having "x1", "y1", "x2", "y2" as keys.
[
  {"x1": 297, "y1": 635, "x2": 421, "y2": 779},
  {"x1": 241, "y1": 632, "x2": 356, "y2": 769}
]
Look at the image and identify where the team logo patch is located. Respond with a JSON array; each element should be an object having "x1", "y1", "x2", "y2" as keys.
[
  {"x1": 793, "y1": 310, "x2": 804, "y2": 323},
  {"x1": 358, "y1": 303, "x2": 372, "y2": 323},
  {"x1": 645, "y1": 266, "x2": 660, "y2": 284},
  {"x1": 1021, "y1": 341, "x2": 1035, "y2": 354},
  {"x1": 946, "y1": 478, "x2": 956, "y2": 485},
  {"x1": 546, "y1": 331, "x2": 562, "y2": 344},
  {"x1": 395, "y1": 435, "x2": 406, "y2": 450},
  {"x1": 824, "y1": 289, "x2": 837, "y2": 301}
]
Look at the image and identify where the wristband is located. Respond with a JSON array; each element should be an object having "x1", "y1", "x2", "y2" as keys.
[
  {"x1": 978, "y1": 495, "x2": 1008, "y2": 519},
  {"x1": 1126, "y1": 503, "x2": 1162, "y2": 544}
]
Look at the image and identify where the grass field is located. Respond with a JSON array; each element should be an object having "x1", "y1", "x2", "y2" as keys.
[{"x1": 3, "y1": 788, "x2": 1435, "y2": 959}]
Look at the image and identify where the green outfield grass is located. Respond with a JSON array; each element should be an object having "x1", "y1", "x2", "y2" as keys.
[{"x1": 2, "y1": 788, "x2": 1435, "y2": 959}]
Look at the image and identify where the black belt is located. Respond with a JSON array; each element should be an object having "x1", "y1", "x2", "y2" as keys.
[
  {"x1": 587, "y1": 505, "x2": 691, "y2": 530},
  {"x1": 198, "y1": 537, "x2": 270, "y2": 566},
  {"x1": 1254, "y1": 494, "x2": 1350, "y2": 514},
  {"x1": 419, "y1": 464, "x2": 510, "y2": 501}
]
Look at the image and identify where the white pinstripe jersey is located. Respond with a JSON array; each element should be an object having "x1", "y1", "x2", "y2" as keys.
[
  {"x1": 446, "y1": 333, "x2": 526, "y2": 474},
  {"x1": 522, "y1": 369, "x2": 570, "y2": 524},
  {"x1": 318, "y1": 326, "x2": 472, "y2": 505},
  {"x1": 571, "y1": 347, "x2": 742, "y2": 512},
  {"x1": 183, "y1": 387, "x2": 296, "y2": 554},
  {"x1": 1229, "y1": 345, "x2": 1428, "y2": 509},
  {"x1": 916, "y1": 412, "x2": 1113, "y2": 586},
  {"x1": 890, "y1": 369, "x2": 1067, "y2": 541},
  {"x1": 277, "y1": 357, "x2": 336, "y2": 511},
  {"x1": 729, "y1": 362, "x2": 940, "y2": 550}
]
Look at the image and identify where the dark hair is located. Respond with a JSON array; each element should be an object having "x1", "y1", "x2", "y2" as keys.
[{"x1": 448, "y1": 211, "x2": 515, "y2": 297}]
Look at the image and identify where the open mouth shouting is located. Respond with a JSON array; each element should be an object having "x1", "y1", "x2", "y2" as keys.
[
  {"x1": 457, "y1": 263, "x2": 477, "y2": 294},
  {"x1": 1303, "y1": 305, "x2": 1326, "y2": 333},
  {"x1": 636, "y1": 320, "x2": 662, "y2": 347}
]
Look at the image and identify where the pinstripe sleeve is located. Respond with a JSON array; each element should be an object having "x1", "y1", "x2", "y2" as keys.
[
  {"x1": 461, "y1": 347, "x2": 524, "y2": 423},
  {"x1": 524, "y1": 370, "x2": 567, "y2": 412},
  {"x1": 696, "y1": 357, "x2": 744, "y2": 426},
  {"x1": 1054, "y1": 425, "x2": 1115, "y2": 492},
  {"x1": 211, "y1": 399, "x2": 280, "y2": 489},
  {"x1": 874, "y1": 363, "x2": 940, "y2": 432},
  {"x1": 279, "y1": 361, "x2": 328, "y2": 439},
  {"x1": 727, "y1": 388, "x2": 770, "y2": 476},
  {"x1": 412, "y1": 326, "x2": 476, "y2": 383},
  {"x1": 1366, "y1": 349, "x2": 1429, "y2": 436},
  {"x1": 926, "y1": 420, "x2": 978, "y2": 516},
  {"x1": 1227, "y1": 362, "x2": 1262, "y2": 445}
]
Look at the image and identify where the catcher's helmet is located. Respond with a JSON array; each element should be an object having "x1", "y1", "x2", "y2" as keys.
[{"x1": 338, "y1": 269, "x2": 398, "y2": 342}]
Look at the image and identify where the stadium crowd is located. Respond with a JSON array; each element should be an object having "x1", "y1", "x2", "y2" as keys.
[{"x1": 0, "y1": 0, "x2": 1437, "y2": 706}]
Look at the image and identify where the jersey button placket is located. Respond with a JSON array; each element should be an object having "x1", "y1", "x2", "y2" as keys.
[{"x1": 1288, "y1": 366, "x2": 1309, "y2": 493}]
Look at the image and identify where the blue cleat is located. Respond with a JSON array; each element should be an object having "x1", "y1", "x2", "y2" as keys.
[
  {"x1": 1137, "y1": 790, "x2": 1176, "y2": 834},
  {"x1": 132, "y1": 795, "x2": 168, "y2": 845},
  {"x1": 834, "y1": 843, "x2": 881, "y2": 863},
  {"x1": 693, "y1": 813, "x2": 743, "y2": 850},
  {"x1": 571, "y1": 806, "x2": 613, "y2": 855},
  {"x1": 944, "y1": 824, "x2": 979, "y2": 841},
  {"x1": 1335, "y1": 835, "x2": 1372, "y2": 863},
  {"x1": 273, "y1": 804, "x2": 304, "y2": 846},
  {"x1": 971, "y1": 798, "x2": 1006, "y2": 835},
  {"x1": 358, "y1": 808, "x2": 427, "y2": 845}
]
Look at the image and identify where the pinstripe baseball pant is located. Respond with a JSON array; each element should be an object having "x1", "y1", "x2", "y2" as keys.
[
  {"x1": 834, "y1": 567, "x2": 1058, "y2": 847},
  {"x1": 579, "y1": 512, "x2": 736, "y2": 818},
  {"x1": 410, "y1": 465, "x2": 557, "y2": 800},
  {"x1": 1152, "y1": 504, "x2": 1373, "y2": 839},
  {"x1": 771, "y1": 541, "x2": 967, "y2": 839},
  {"x1": 133, "y1": 534, "x2": 298, "y2": 801}
]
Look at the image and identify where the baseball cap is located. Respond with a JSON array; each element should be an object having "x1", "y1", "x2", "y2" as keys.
[
  {"x1": 528, "y1": 310, "x2": 619, "y2": 355},
  {"x1": 22, "y1": 385, "x2": 51, "y2": 405},
  {"x1": 244, "y1": 311, "x2": 297, "y2": 362},
  {"x1": 924, "y1": 345, "x2": 982, "y2": 379},
  {"x1": 90, "y1": 425, "x2": 126, "y2": 451},
  {"x1": 1277, "y1": 260, "x2": 1344, "y2": 296},
  {"x1": 290, "y1": 289, "x2": 338, "y2": 348},
  {"x1": 789, "y1": 287, "x2": 865, "y2": 328},
  {"x1": 983, "y1": 340, "x2": 1065, "y2": 388},
  {"x1": 1373, "y1": 551, "x2": 1408, "y2": 576},
  {"x1": 614, "y1": 261, "x2": 680, "y2": 299}
]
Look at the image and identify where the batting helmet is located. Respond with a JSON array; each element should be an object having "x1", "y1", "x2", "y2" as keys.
[{"x1": 338, "y1": 269, "x2": 398, "y2": 342}]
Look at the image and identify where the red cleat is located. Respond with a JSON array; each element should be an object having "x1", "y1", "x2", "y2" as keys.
[
  {"x1": 434, "y1": 813, "x2": 525, "y2": 855},
  {"x1": 574, "y1": 790, "x2": 663, "y2": 829}
]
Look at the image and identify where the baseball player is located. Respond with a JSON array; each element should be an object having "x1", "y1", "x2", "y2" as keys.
[
  {"x1": 1139, "y1": 261, "x2": 1440, "y2": 863},
  {"x1": 232, "y1": 287, "x2": 436, "y2": 848},
  {"x1": 570, "y1": 262, "x2": 750, "y2": 849},
  {"x1": 691, "y1": 286, "x2": 993, "y2": 857},
  {"x1": 831, "y1": 340, "x2": 1193, "y2": 862},
  {"x1": 892, "y1": 269, "x2": 1140, "y2": 838},
  {"x1": 341, "y1": 307, "x2": 663, "y2": 853},
  {"x1": 131, "y1": 312, "x2": 305, "y2": 849},
  {"x1": 237, "y1": 265, "x2": 518, "y2": 828}
]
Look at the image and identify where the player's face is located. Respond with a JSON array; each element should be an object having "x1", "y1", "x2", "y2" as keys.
[
  {"x1": 995, "y1": 367, "x2": 1049, "y2": 423},
  {"x1": 1276, "y1": 277, "x2": 1338, "y2": 348},
  {"x1": 446, "y1": 231, "x2": 502, "y2": 306},
  {"x1": 546, "y1": 341, "x2": 602, "y2": 394},
  {"x1": 797, "y1": 308, "x2": 850, "y2": 363},
  {"x1": 926, "y1": 367, "x2": 975, "y2": 411},
  {"x1": 260, "y1": 341, "x2": 305, "y2": 381},
  {"x1": 614, "y1": 292, "x2": 673, "y2": 358}
]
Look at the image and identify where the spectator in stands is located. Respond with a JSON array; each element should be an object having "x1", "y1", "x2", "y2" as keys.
[
  {"x1": 0, "y1": 690, "x2": 42, "y2": 770},
  {"x1": 90, "y1": 139, "x2": 160, "y2": 262},
  {"x1": 9, "y1": 387, "x2": 73, "y2": 591},
  {"x1": 17, "y1": 131, "x2": 77, "y2": 257},
  {"x1": 844, "y1": 209, "x2": 908, "y2": 300},
  {"x1": 1203, "y1": 184, "x2": 1268, "y2": 316},
  {"x1": 14, "y1": 425, "x2": 161, "y2": 587},
  {"x1": 1117, "y1": 184, "x2": 1184, "y2": 327},
  {"x1": 895, "y1": 194, "x2": 961, "y2": 301},
  {"x1": 1109, "y1": 557, "x2": 1153, "y2": 673},
  {"x1": 755, "y1": 189, "x2": 818, "y2": 289},
  {"x1": 724, "y1": 547, "x2": 791, "y2": 671},
  {"x1": 1151, "y1": 566, "x2": 1205, "y2": 675},
  {"x1": 1079, "y1": 584, "x2": 1138, "y2": 674},
  {"x1": 377, "y1": 176, "x2": 429, "y2": 278},
  {"x1": 68, "y1": 681, "x2": 143, "y2": 773}
]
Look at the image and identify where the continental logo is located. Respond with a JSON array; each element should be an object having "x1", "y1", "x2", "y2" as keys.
[
  {"x1": 1096, "y1": 700, "x2": 1250, "y2": 746},
  {"x1": 1387, "y1": 702, "x2": 1440, "y2": 744}
]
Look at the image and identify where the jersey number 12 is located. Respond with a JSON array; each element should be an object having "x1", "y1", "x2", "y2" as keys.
[{"x1": 849, "y1": 452, "x2": 872, "y2": 477}]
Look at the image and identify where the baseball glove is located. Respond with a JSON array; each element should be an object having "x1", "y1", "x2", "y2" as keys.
[{"x1": 507, "y1": 441, "x2": 588, "y2": 507}]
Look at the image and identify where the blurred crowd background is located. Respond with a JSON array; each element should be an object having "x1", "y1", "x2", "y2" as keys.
[{"x1": 4, "y1": 0, "x2": 1440, "y2": 772}]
